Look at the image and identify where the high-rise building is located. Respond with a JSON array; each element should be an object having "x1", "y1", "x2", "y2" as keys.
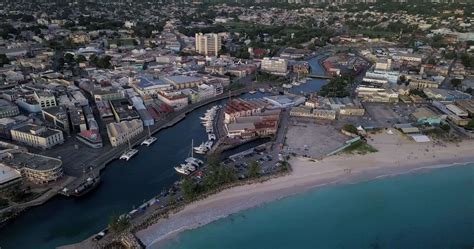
[{"x1": 195, "y1": 33, "x2": 221, "y2": 56}]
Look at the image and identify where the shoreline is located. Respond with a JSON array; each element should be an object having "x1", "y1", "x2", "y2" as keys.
[
  {"x1": 144, "y1": 160, "x2": 474, "y2": 249},
  {"x1": 136, "y1": 132, "x2": 474, "y2": 248}
]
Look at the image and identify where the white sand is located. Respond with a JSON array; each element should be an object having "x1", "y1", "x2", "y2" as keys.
[{"x1": 136, "y1": 131, "x2": 474, "y2": 248}]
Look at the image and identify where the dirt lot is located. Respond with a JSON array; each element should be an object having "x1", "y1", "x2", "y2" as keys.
[{"x1": 285, "y1": 119, "x2": 349, "y2": 159}]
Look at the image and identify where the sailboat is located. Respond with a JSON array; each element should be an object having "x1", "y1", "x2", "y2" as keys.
[
  {"x1": 176, "y1": 140, "x2": 203, "y2": 175},
  {"x1": 70, "y1": 166, "x2": 101, "y2": 197},
  {"x1": 141, "y1": 125, "x2": 157, "y2": 146},
  {"x1": 120, "y1": 135, "x2": 138, "y2": 161}
]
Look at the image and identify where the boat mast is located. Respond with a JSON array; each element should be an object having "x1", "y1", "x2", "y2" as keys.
[
  {"x1": 147, "y1": 125, "x2": 151, "y2": 138},
  {"x1": 191, "y1": 139, "x2": 194, "y2": 158}
]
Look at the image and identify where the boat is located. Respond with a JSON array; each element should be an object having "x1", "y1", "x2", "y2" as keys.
[
  {"x1": 194, "y1": 141, "x2": 208, "y2": 153},
  {"x1": 204, "y1": 140, "x2": 213, "y2": 149},
  {"x1": 71, "y1": 175, "x2": 101, "y2": 197},
  {"x1": 291, "y1": 79, "x2": 300, "y2": 86},
  {"x1": 62, "y1": 167, "x2": 101, "y2": 197},
  {"x1": 141, "y1": 136, "x2": 157, "y2": 146},
  {"x1": 120, "y1": 149, "x2": 139, "y2": 161},
  {"x1": 141, "y1": 126, "x2": 157, "y2": 146},
  {"x1": 185, "y1": 157, "x2": 204, "y2": 165},
  {"x1": 120, "y1": 134, "x2": 139, "y2": 161},
  {"x1": 174, "y1": 165, "x2": 190, "y2": 175},
  {"x1": 249, "y1": 90, "x2": 257, "y2": 94},
  {"x1": 176, "y1": 140, "x2": 203, "y2": 174},
  {"x1": 259, "y1": 88, "x2": 266, "y2": 93},
  {"x1": 282, "y1": 83, "x2": 293, "y2": 89},
  {"x1": 208, "y1": 133, "x2": 216, "y2": 140}
]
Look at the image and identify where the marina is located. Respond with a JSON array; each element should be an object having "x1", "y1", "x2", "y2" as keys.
[
  {"x1": 193, "y1": 105, "x2": 220, "y2": 155},
  {"x1": 0, "y1": 72, "x2": 317, "y2": 249}
]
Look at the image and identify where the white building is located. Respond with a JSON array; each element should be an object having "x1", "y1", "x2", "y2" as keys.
[
  {"x1": 106, "y1": 120, "x2": 144, "y2": 147},
  {"x1": 195, "y1": 33, "x2": 221, "y2": 56},
  {"x1": 157, "y1": 91, "x2": 189, "y2": 110},
  {"x1": 261, "y1": 57, "x2": 288, "y2": 76},
  {"x1": 34, "y1": 91, "x2": 57, "y2": 109},
  {"x1": 11, "y1": 124, "x2": 64, "y2": 149}
]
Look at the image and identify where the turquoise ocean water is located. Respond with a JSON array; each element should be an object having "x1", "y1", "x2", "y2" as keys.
[{"x1": 159, "y1": 164, "x2": 474, "y2": 249}]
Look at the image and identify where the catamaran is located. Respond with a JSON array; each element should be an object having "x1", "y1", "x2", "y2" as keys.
[
  {"x1": 120, "y1": 135, "x2": 138, "y2": 161},
  {"x1": 141, "y1": 125, "x2": 157, "y2": 146}
]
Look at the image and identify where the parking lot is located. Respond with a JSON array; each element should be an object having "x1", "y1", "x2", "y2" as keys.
[
  {"x1": 285, "y1": 119, "x2": 348, "y2": 159},
  {"x1": 362, "y1": 103, "x2": 417, "y2": 128}
]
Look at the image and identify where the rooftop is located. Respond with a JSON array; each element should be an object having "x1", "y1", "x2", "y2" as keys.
[
  {"x1": 2, "y1": 152, "x2": 62, "y2": 171},
  {"x1": 13, "y1": 124, "x2": 61, "y2": 138}
]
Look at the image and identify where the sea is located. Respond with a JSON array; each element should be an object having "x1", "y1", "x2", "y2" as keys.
[{"x1": 158, "y1": 163, "x2": 474, "y2": 249}]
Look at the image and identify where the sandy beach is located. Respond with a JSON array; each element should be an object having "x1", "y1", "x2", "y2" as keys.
[{"x1": 136, "y1": 131, "x2": 474, "y2": 248}]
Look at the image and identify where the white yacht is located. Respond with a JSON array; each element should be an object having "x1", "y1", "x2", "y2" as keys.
[
  {"x1": 282, "y1": 83, "x2": 293, "y2": 89},
  {"x1": 141, "y1": 136, "x2": 157, "y2": 146},
  {"x1": 174, "y1": 165, "x2": 190, "y2": 175},
  {"x1": 259, "y1": 88, "x2": 266, "y2": 93},
  {"x1": 185, "y1": 157, "x2": 204, "y2": 166},
  {"x1": 194, "y1": 144, "x2": 208, "y2": 154},
  {"x1": 120, "y1": 149, "x2": 139, "y2": 161},
  {"x1": 180, "y1": 163, "x2": 196, "y2": 171},
  {"x1": 204, "y1": 141, "x2": 214, "y2": 149},
  {"x1": 208, "y1": 133, "x2": 216, "y2": 140},
  {"x1": 249, "y1": 90, "x2": 257, "y2": 94}
]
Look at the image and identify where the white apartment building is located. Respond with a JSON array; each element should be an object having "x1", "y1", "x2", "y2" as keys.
[
  {"x1": 195, "y1": 33, "x2": 221, "y2": 56},
  {"x1": 261, "y1": 57, "x2": 288, "y2": 76},
  {"x1": 11, "y1": 124, "x2": 64, "y2": 149},
  {"x1": 106, "y1": 119, "x2": 144, "y2": 147}
]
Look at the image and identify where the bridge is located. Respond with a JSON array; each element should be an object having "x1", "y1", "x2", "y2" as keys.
[{"x1": 307, "y1": 74, "x2": 333, "y2": 79}]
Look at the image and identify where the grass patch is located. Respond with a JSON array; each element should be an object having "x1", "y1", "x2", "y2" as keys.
[{"x1": 342, "y1": 140, "x2": 378, "y2": 155}]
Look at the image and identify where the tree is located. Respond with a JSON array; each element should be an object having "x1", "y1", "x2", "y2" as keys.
[
  {"x1": 466, "y1": 119, "x2": 474, "y2": 130},
  {"x1": 440, "y1": 123, "x2": 451, "y2": 132},
  {"x1": 0, "y1": 197, "x2": 8, "y2": 208},
  {"x1": 342, "y1": 124, "x2": 358, "y2": 134},
  {"x1": 399, "y1": 75, "x2": 407, "y2": 85},
  {"x1": 108, "y1": 214, "x2": 130, "y2": 233},
  {"x1": 75, "y1": 54, "x2": 87, "y2": 63},
  {"x1": 0, "y1": 54, "x2": 10, "y2": 67},
  {"x1": 451, "y1": 78, "x2": 462, "y2": 88},
  {"x1": 319, "y1": 76, "x2": 351, "y2": 97},
  {"x1": 96, "y1": 55, "x2": 112, "y2": 69},
  {"x1": 248, "y1": 161, "x2": 261, "y2": 178},
  {"x1": 64, "y1": 53, "x2": 75, "y2": 64},
  {"x1": 181, "y1": 177, "x2": 199, "y2": 201}
]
